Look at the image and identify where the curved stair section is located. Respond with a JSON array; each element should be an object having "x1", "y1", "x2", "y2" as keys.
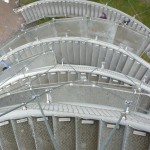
[
  {"x1": 1, "y1": 38, "x2": 149, "y2": 85},
  {"x1": 14, "y1": 0, "x2": 150, "y2": 37},
  {"x1": 1, "y1": 18, "x2": 150, "y2": 55},
  {"x1": 0, "y1": 103, "x2": 150, "y2": 150},
  {"x1": 0, "y1": 1, "x2": 149, "y2": 149}
]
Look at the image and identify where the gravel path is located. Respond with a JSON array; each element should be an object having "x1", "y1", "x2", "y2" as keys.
[{"x1": 0, "y1": 0, "x2": 24, "y2": 44}]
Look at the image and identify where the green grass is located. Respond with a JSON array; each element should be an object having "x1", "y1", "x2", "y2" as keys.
[
  {"x1": 141, "y1": 53, "x2": 150, "y2": 63},
  {"x1": 19, "y1": 0, "x2": 38, "y2": 6},
  {"x1": 31, "y1": 17, "x2": 67, "y2": 25},
  {"x1": 35, "y1": 18, "x2": 52, "y2": 25}
]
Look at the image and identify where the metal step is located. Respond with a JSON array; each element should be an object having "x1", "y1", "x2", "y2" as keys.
[
  {"x1": 57, "y1": 1, "x2": 63, "y2": 15},
  {"x1": 114, "y1": 13, "x2": 121, "y2": 22},
  {"x1": 122, "y1": 126, "x2": 150, "y2": 150},
  {"x1": 86, "y1": 42, "x2": 93, "y2": 66},
  {"x1": 20, "y1": 77, "x2": 29, "y2": 86},
  {"x1": 78, "y1": 2, "x2": 84, "y2": 16},
  {"x1": 53, "y1": 117, "x2": 76, "y2": 150},
  {"x1": 38, "y1": 3, "x2": 45, "y2": 18},
  {"x1": 66, "y1": 41, "x2": 74, "y2": 64},
  {"x1": 98, "y1": 75, "x2": 110, "y2": 83},
  {"x1": 88, "y1": 74, "x2": 99, "y2": 82},
  {"x1": 29, "y1": 117, "x2": 55, "y2": 150},
  {"x1": 0, "y1": 121, "x2": 18, "y2": 150},
  {"x1": 18, "y1": 77, "x2": 31, "y2": 91},
  {"x1": 18, "y1": 49, "x2": 28, "y2": 60},
  {"x1": 24, "y1": 47, "x2": 33, "y2": 57},
  {"x1": 21, "y1": 10, "x2": 29, "y2": 23},
  {"x1": 55, "y1": 1, "x2": 61, "y2": 15},
  {"x1": 2, "y1": 84, "x2": 11, "y2": 94},
  {"x1": 82, "y1": 2, "x2": 88, "y2": 16},
  {"x1": 58, "y1": 71, "x2": 68, "y2": 82},
  {"x1": 30, "y1": 5, "x2": 39, "y2": 21},
  {"x1": 61, "y1": 41, "x2": 68, "y2": 64},
  {"x1": 11, "y1": 118, "x2": 36, "y2": 150},
  {"x1": 8, "y1": 80, "x2": 22, "y2": 93},
  {"x1": 80, "y1": 41, "x2": 86, "y2": 65},
  {"x1": 24, "y1": 9, "x2": 31, "y2": 23},
  {"x1": 141, "y1": 69, "x2": 150, "y2": 84},
  {"x1": 91, "y1": 44, "x2": 100, "y2": 67},
  {"x1": 39, "y1": 73, "x2": 50, "y2": 85},
  {"x1": 13, "y1": 52, "x2": 22, "y2": 63},
  {"x1": 109, "y1": 51, "x2": 121, "y2": 70},
  {"x1": 36, "y1": 44, "x2": 44, "y2": 54},
  {"x1": 49, "y1": 72, "x2": 58, "y2": 83},
  {"x1": 122, "y1": 57, "x2": 134, "y2": 75},
  {"x1": 128, "y1": 61, "x2": 141, "y2": 77},
  {"x1": 7, "y1": 54, "x2": 17, "y2": 64},
  {"x1": 73, "y1": 41, "x2": 80, "y2": 65},
  {"x1": 68, "y1": 71, "x2": 78, "y2": 82},
  {"x1": 100, "y1": 121, "x2": 125, "y2": 150},
  {"x1": 97, "y1": 46, "x2": 107, "y2": 67},
  {"x1": 41, "y1": 43, "x2": 49, "y2": 54},
  {"x1": 115, "y1": 54, "x2": 128, "y2": 72},
  {"x1": 134, "y1": 66, "x2": 148, "y2": 80},
  {"x1": 90, "y1": 4, "x2": 95, "y2": 17},
  {"x1": 28, "y1": 75, "x2": 40, "y2": 87},
  {"x1": 107, "y1": 9, "x2": 113, "y2": 20},
  {"x1": 27, "y1": 6, "x2": 35, "y2": 22},
  {"x1": 104, "y1": 48, "x2": 113, "y2": 69},
  {"x1": 76, "y1": 118, "x2": 99, "y2": 150},
  {"x1": 110, "y1": 11, "x2": 117, "y2": 21},
  {"x1": 29, "y1": 45, "x2": 38, "y2": 56},
  {"x1": 54, "y1": 41, "x2": 62, "y2": 63},
  {"x1": 109, "y1": 78, "x2": 121, "y2": 85}
]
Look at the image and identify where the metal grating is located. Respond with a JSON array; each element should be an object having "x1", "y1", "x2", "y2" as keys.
[
  {"x1": 100, "y1": 122, "x2": 125, "y2": 150},
  {"x1": 0, "y1": 121, "x2": 18, "y2": 150},
  {"x1": 51, "y1": 85, "x2": 136, "y2": 110},
  {"x1": 29, "y1": 117, "x2": 55, "y2": 150},
  {"x1": 11, "y1": 118, "x2": 36, "y2": 150},
  {"x1": 76, "y1": 118, "x2": 99, "y2": 150},
  {"x1": 124, "y1": 127, "x2": 150, "y2": 150},
  {"x1": 53, "y1": 117, "x2": 76, "y2": 150}
]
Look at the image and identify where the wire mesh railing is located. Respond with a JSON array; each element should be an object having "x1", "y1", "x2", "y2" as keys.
[{"x1": 0, "y1": 17, "x2": 149, "y2": 56}]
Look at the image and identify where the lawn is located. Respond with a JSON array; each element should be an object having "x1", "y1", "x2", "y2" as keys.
[
  {"x1": 141, "y1": 52, "x2": 150, "y2": 63},
  {"x1": 19, "y1": 0, "x2": 37, "y2": 6}
]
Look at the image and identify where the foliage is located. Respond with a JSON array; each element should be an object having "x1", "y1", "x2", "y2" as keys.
[
  {"x1": 141, "y1": 52, "x2": 150, "y2": 63},
  {"x1": 35, "y1": 18, "x2": 52, "y2": 25},
  {"x1": 19, "y1": 0, "x2": 38, "y2": 6}
]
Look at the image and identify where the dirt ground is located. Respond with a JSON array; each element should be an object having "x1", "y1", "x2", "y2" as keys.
[
  {"x1": 144, "y1": 0, "x2": 150, "y2": 4},
  {"x1": 0, "y1": 0, "x2": 24, "y2": 44}
]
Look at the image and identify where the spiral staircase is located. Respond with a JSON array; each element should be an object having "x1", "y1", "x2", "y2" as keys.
[{"x1": 0, "y1": 0, "x2": 150, "y2": 150}]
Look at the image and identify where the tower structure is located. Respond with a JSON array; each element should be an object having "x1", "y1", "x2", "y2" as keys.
[{"x1": 0, "y1": 0, "x2": 150, "y2": 149}]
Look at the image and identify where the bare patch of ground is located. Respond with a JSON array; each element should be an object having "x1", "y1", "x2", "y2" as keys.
[
  {"x1": 142, "y1": 0, "x2": 150, "y2": 5},
  {"x1": 0, "y1": 0, "x2": 24, "y2": 44}
]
